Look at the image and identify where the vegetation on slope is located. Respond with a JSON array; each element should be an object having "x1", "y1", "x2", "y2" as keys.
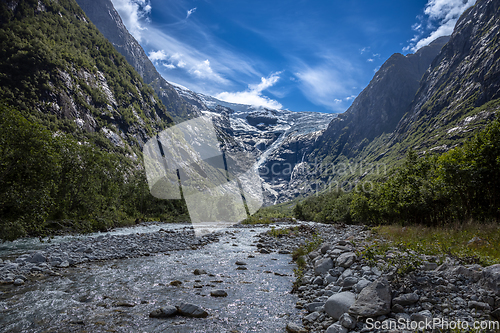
[
  {"x1": 294, "y1": 118, "x2": 500, "y2": 226},
  {"x1": 0, "y1": 105, "x2": 188, "y2": 241},
  {"x1": 0, "y1": 0, "x2": 191, "y2": 241},
  {"x1": 0, "y1": 0, "x2": 173, "y2": 156}
]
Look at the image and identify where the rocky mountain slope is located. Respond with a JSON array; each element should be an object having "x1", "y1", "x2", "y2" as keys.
[
  {"x1": 316, "y1": 36, "x2": 450, "y2": 160},
  {"x1": 258, "y1": 37, "x2": 449, "y2": 202},
  {"x1": 75, "y1": 0, "x2": 202, "y2": 122},
  {"x1": 0, "y1": 0, "x2": 175, "y2": 158},
  {"x1": 391, "y1": 0, "x2": 500, "y2": 150},
  {"x1": 274, "y1": 0, "x2": 500, "y2": 202}
]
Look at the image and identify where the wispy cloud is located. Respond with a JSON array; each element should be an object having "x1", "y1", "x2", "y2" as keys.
[
  {"x1": 294, "y1": 56, "x2": 358, "y2": 112},
  {"x1": 216, "y1": 72, "x2": 283, "y2": 109},
  {"x1": 186, "y1": 7, "x2": 197, "y2": 19},
  {"x1": 111, "y1": 0, "x2": 151, "y2": 42},
  {"x1": 138, "y1": 21, "x2": 262, "y2": 95},
  {"x1": 404, "y1": 0, "x2": 475, "y2": 52}
]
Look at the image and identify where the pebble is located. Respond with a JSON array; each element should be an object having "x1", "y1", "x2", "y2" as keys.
[{"x1": 210, "y1": 289, "x2": 228, "y2": 297}]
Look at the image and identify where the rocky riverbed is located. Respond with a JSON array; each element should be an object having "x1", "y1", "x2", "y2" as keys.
[
  {"x1": 0, "y1": 225, "x2": 220, "y2": 286},
  {"x1": 284, "y1": 227, "x2": 500, "y2": 333},
  {"x1": 1, "y1": 222, "x2": 500, "y2": 332}
]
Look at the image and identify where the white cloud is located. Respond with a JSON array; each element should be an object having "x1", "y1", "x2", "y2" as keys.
[
  {"x1": 148, "y1": 49, "x2": 168, "y2": 63},
  {"x1": 189, "y1": 59, "x2": 228, "y2": 83},
  {"x1": 367, "y1": 58, "x2": 374, "y2": 62},
  {"x1": 186, "y1": 7, "x2": 197, "y2": 19},
  {"x1": 111, "y1": 0, "x2": 151, "y2": 42},
  {"x1": 294, "y1": 57, "x2": 357, "y2": 112},
  {"x1": 405, "y1": 0, "x2": 475, "y2": 52},
  {"x1": 136, "y1": 22, "x2": 261, "y2": 95},
  {"x1": 216, "y1": 72, "x2": 283, "y2": 109},
  {"x1": 163, "y1": 63, "x2": 176, "y2": 69}
]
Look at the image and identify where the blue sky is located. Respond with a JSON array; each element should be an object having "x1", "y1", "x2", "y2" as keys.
[{"x1": 110, "y1": 0, "x2": 475, "y2": 113}]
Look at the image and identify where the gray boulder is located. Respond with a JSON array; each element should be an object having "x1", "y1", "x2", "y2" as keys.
[
  {"x1": 149, "y1": 306, "x2": 178, "y2": 318},
  {"x1": 176, "y1": 303, "x2": 208, "y2": 318},
  {"x1": 13, "y1": 279, "x2": 24, "y2": 286},
  {"x1": 313, "y1": 276, "x2": 323, "y2": 285},
  {"x1": 410, "y1": 310, "x2": 432, "y2": 323},
  {"x1": 336, "y1": 252, "x2": 357, "y2": 268},
  {"x1": 28, "y1": 252, "x2": 46, "y2": 264},
  {"x1": 193, "y1": 268, "x2": 207, "y2": 275},
  {"x1": 481, "y1": 264, "x2": 500, "y2": 295},
  {"x1": 314, "y1": 257, "x2": 334, "y2": 276},
  {"x1": 491, "y1": 308, "x2": 500, "y2": 320},
  {"x1": 325, "y1": 274, "x2": 337, "y2": 285},
  {"x1": 325, "y1": 323, "x2": 348, "y2": 333},
  {"x1": 353, "y1": 278, "x2": 371, "y2": 293},
  {"x1": 304, "y1": 311, "x2": 320, "y2": 323},
  {"x1": 468, "y1": 301, "x2": 490, "y2": 311},
  {"x1": 210, "y1": 289, "x2": 228, "y2": 297},
  {"x1": 338, "y1": 313, "x2": 356, "y2": 329},
  {"x1": 349, "y1": 277, "x2": 391, "y2": 317},
  {"x1": 304, "y1": 302, "x2": 324, "y2": 313},
  {"x1": 286, "y1": 322, "x2": 307, "y2": 333},
  {"x1": 324, "y1": 291, "x2": 356, "y2": 320},
  {"x1": 342, "y1": 276, "x2": 358, "y2": 288},
  {"x1": 321, "y1": 244, "x2": 332, "y2": 254}
]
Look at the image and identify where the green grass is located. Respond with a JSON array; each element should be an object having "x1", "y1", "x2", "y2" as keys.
[
  {"x1": 291, "y1": 232, "x2": 323, "y2": 290},
  {"x1": 267, "y1": 226, "x2": 299, "y2": 237},
  {"x1": 240, "y1": 201, "x2": 295, "y2": 224},
  {"x1": 371, "y1": 222, "x2": 500, "y2": 266}
]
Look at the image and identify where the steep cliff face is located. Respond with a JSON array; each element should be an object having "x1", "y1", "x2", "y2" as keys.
[
  {"x1": 284, "y1": 0, "x2": 500, "y2": 203},
  {"x1": 254, "y1": 37, "x2": 449, "y2": 202},
  {"x1": 0, "y1": 0, "x2": 173, "y2": 156},
  {"x1": 392, "y1": 0, "x2": 500, "y2": 149},
  {"x1": 315, "y1": 36, "x2": 449, "y2": 160},
  {"x1": 75, "y1": 0, "x2": 203, "y2": 122}
]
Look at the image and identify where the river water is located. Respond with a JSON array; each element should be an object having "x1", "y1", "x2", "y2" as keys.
[{"x1": 0, "y1": 224, "x2": 304, "y2": 332}]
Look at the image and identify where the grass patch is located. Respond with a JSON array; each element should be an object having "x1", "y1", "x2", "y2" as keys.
[
  {"x1": 292, "y1": 233, "x2": 323, "y2": 290},
  {"x1": 371, "y1": 222, "x2": 500, "y2": 266},
  {"x1": 267, "y1": 226, "x2": 299, "y2": 237},
  {"x1": 241, "y1": 201, "x2": 295, "y2": 224}
]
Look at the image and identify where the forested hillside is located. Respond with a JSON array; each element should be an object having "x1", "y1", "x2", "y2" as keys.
[{"x1": 0, "y1": 0, "x2": 188, "y2": 240}]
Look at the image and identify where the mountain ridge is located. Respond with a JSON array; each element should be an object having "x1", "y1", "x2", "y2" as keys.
[{"x1": 75, "y1": 0, "x2": 203, "y2": 123}]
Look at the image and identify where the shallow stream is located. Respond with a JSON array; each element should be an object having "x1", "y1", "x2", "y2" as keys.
[{"x1": 0, "y1": 224, "x2": 304, "y2": 332}]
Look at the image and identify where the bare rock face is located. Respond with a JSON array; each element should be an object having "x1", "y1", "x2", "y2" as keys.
[
  {"x1": 481, "y1": 264, "x2": 500, "y2": 296},
  {"x1": 75, "y1": 0, "x2": 202, "y2": 122},
  {"x1": 349, "y1": 277, "x2": 391, "y2": 318}
]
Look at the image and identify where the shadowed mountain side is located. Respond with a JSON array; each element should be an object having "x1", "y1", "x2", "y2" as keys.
[
  {"x1": 75, "y1": 0, "x2": 203, "y2": 122},
  {"x1": 391, "y1": 0, "x2": 500, "y2": 147},
  {"x1": 315, "y1": 36, "x2": 450, "y2": 160}
]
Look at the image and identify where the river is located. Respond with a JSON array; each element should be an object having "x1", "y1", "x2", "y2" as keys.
[{"x1": 0, "y1": 223, "x2": 305, "y2": 332}]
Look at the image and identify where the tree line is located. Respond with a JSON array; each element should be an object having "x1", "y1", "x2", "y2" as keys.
[
  {"x1": 294, "y1": 118, "x2": 500, "y2": 226},
  {"x1": 0, "y1": 104, "x2": 187, "y2": 241}
]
